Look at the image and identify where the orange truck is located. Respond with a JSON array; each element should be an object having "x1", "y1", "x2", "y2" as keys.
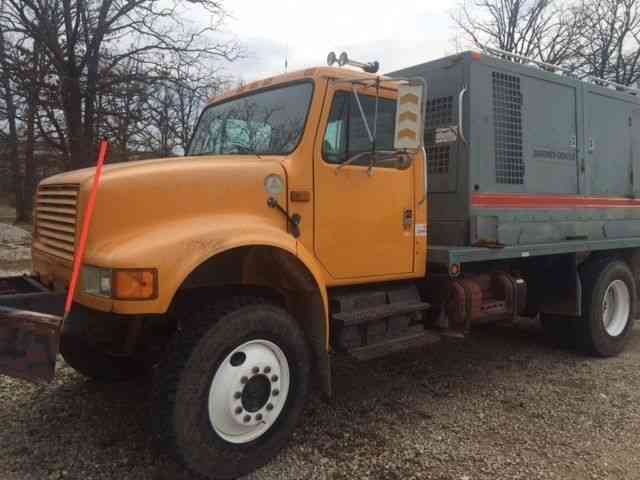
[{"x1": 2, "y1": 49, "x2": 640, "y2": 479}]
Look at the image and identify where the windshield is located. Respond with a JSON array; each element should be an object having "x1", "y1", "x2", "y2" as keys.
[{"x1": 188, "y1": 81, "x2": 314, "y2": 156}]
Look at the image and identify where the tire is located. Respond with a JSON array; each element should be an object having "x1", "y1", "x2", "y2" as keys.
[
  {"x1": 578, "y1": 258, "x2": 637, "y2": 357},
  {"x1": 60, "y1": 332, "x2": 148, "y2": 381},
  {"x1": 540, "y1": 315, "x2": 578, "y2": 349},
  {"x1": 152, "y1": 297, "x2": 311, "y2": 480}
]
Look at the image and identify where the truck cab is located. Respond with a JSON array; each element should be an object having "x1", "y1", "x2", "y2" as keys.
[
  {"x1": 21, "y1": 63, "x2": 431, "y2": 478},
  {"x1": 33, "y1": 66, "x2": 427, "y2": 317}
]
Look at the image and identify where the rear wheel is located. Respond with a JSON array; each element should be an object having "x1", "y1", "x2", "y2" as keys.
[
  {"x1": 152, "y1": 298, "x2": 310, "y2": 480},
  {"x1": 578, "y1": 258, "x2": 636, "y2": 357}
]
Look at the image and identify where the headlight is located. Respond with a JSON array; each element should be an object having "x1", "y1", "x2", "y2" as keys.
[
  {"x1": 113, "y1": 269, "x2": 158, "y2": 300},
  {"x1": 82, "y1": 266, "x2": 158, "y2": 300},
  {"x1": 82, "y1": 265, "x2": 112, "y2": 298}
]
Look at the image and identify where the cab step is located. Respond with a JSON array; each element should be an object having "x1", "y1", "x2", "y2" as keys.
[
  {"x1": 349, "y1": 331, "x2": 441, "y2": 361},
  {"x1": 332, "y1": 301, "x2": 431, "y2": 327},
  {"x1": 330, "y1": 284, "x2": 433, "y2": 355}
]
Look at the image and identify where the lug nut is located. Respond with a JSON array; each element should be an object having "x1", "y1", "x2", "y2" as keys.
[
  {"x1": 255, "y1": 413, "x2": 263, "y2": 421},
  {"x1": 235, "y1": 406, "x2": 243, "y2": 414},
  {"x1": 240, "y1": 376, "x2": 248, "y2": 384},
  {"x1": 234, "y1": 391, "x2": 242, "y2": 400},
  {"x1": 266, "y1": 403, "x2": 274, "y2": 411},
  {"x1": 271, "y1": 375, "x2": 278, "y2": 382},
  {"x1": 243, "y1": 415, "x2": 251, "y2": 423},
  {"x1": 264, "y1": 366, "x2": 272, "y2": 374},
  {"x1": 272, "y1": 389, "x2": 280, "y2": 397},
  {"x1": 252, "y1": 366, "x2": 260, "y2": 374}
]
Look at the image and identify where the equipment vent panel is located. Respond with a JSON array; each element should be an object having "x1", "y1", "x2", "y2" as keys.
[
  {"x1": 425, "y1": 96, "x2": 453, "y2": 128},
  {"x1": 492, "y1": 72, "x2": 524, "y2": 184},
  {"x1": 425, "y1": 96, "x2": 454, "y2": 175},
  {"x1": 426, "y1": 145, "x2": 450, "y2": 174}
]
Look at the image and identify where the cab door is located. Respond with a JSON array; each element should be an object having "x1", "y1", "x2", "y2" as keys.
[{"x1": 314, "y1": 82, "x2": 415, "y2": 280}]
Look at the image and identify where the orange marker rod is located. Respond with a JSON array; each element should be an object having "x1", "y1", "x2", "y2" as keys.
[{"x1": 63, "y1": 139, "x2": 109, "y2": 318}]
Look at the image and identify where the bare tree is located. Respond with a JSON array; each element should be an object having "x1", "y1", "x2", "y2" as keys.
[
  {"x1": 453, "y1": 0, "x2": 581, "y2": 64},
  {"x1": 130, "y1": 57, "x2": 228, "y2": 157},
  {"x1": 0, "y1": 0, "x2": 241, "y2": 170},
  {"x1": 99, "y1": 56, "x2": 150, "y2": 162},
  {"x1": 0, "y1": 0, "x2": 24, "y2": 220},
  {"x1": 170, "y1": 60, "x2": 227, "y2": 153},
  {"x1": 574, "y1": 0, "x2": 640, "y2": 85},
  {"x1": 16, "y1": 40, "x2": 48, "y2": 217}
]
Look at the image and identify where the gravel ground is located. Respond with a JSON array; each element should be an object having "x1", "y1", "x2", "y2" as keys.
[
  {"x1": 2, "y1": 226, "x2": 640, "y2": 479},
  {"x1": 0, "y1": 222, "x2": 32, "y2": 276}
]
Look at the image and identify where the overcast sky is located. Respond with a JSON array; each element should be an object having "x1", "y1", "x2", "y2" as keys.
[{"x1": 221, "y1": 0, "x2": 463, "y2": 82}]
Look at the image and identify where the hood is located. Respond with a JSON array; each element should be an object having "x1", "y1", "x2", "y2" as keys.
[
  {"x1": 41, "y1": 155, "x2": 286, "y2": 187},
  {"x1": 36, "y1": 155, "x2": 289, "y2": 262}
]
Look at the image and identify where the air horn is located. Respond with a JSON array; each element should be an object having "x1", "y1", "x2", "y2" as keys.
[{"x1": 327, "y1": 51, "x2": 380, "y2": 74}]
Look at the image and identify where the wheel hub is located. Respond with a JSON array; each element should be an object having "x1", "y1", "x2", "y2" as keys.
[
  {"x1": 602, "y1": 279, "x2": 630, "y2": 337},
  {"x1": 207, "y1": 339, "x2": 290, "y2": 444},
  {"x1": 241, "y1": 374, "x2": 271, "y2": 413}
]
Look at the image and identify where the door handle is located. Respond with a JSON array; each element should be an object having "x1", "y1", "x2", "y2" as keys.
[{"x1": 403, "y1": 209, "x2": 413, "y2": 230}]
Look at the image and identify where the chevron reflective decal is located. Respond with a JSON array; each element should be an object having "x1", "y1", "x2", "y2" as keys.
[
  {"x1": 394, "y1": 84, "x2": 424, "y2": 150},
  {"x1": 398, "y1": 129, "x2": 417, "y2": 140},
  {"x1": 399, "y1": 93, "x2": 419, "y2": 105},
  {"x1": 399, "y1": 111, "x2": 418, "y2": 123}
]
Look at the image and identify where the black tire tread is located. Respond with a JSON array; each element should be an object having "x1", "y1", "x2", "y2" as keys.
[
  {"x1": 151, "y1": 296, "x2": 310, "y2": 479},
  {"x1": 578, "y1": 257, "x2": 636, "y2": 357}
]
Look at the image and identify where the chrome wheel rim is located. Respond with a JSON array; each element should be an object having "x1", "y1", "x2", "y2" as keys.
[
  {"x1": 602, "y1": 279, "x2": 630, "y2": 337},
  {"x1": 208, "y1": 339, "x2": 290, "y2": 444}
]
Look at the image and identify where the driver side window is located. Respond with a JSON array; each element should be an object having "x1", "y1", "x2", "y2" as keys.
[{"x1": 322, "y1": 91, "x2": 396, "y2": 165}]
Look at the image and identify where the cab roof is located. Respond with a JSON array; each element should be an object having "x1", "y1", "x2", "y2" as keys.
[{"x1": 208, "y1": 66, "x2": 399, "y2": 105}]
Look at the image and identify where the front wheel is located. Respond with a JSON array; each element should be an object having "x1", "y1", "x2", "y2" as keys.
[
  {"x1": 152, "y1": 298, "x2": 311, "y2": 479},
  {"x1": 578, "y1": 258, "x2": 637, "y2": 357}
]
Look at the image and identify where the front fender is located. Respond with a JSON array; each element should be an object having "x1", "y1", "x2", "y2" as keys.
[{"x1": 78, "y1": 214, "x2": 329, "y2": 323}]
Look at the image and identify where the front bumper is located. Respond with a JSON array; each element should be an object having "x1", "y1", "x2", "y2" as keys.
[
  {"x1": 31, "y1": 247, "x2": 162, "y2": 315},
  {"x1": 0, "y1": 275, "x2": 65, "y2": 383}
]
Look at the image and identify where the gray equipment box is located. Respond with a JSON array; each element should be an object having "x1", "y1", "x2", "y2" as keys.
[{"x1": 391, "y1": 52, "x2": 640, "y2": 253}]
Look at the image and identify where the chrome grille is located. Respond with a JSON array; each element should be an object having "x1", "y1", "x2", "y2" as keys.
[{"x1": 35, "y1": 184, "x2": 79, "y2": 261}]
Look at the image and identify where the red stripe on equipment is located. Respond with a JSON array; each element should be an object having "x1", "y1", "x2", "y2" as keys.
[
  {"x1": 472, "y1": 193, "x2": 640, "y2": 209},
  {"x1": 64, "y1": 139, "x2": 109, "y2": 317}
]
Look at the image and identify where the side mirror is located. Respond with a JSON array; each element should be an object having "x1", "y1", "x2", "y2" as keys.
[{"x1": 394, "y1": 83, "x2": 425, "y2": 151}]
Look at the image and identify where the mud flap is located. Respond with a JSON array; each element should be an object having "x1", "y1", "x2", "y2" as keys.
[{"x1": 0, "y1": 306, "x2": 62, "y2": 383}]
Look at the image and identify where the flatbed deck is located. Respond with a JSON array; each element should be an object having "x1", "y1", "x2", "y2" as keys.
[{"x1": 428, "y1": 236, "x2": 640, "y2": 268}]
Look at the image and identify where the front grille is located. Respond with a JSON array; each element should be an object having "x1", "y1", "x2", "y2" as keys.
[{"x1": 34, "y1": 184, "x2": 79, "y2": 261}]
